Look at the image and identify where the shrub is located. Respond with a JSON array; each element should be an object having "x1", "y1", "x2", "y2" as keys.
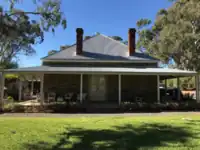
[
  {"x1": 120, "y1": 101, "x2": 200, "y2": 112},
  {"x1": 7, "y1": 96, "x2": 14, "y2": 102},
  {"x1": 4, "y1": 103, "x2": 15, "y2": 112}
]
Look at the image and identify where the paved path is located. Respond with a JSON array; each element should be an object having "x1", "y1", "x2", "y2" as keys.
[{"x1": 0, "y1": 112, "x2": 200, "y2": 117}]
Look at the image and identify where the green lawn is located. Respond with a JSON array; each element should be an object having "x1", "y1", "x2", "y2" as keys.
[{"x1": 1, "y1": 114, "x2": 200, "y2": 150}]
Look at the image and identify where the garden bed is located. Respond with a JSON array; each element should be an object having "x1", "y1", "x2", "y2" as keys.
[{"x1": 3, "y1": 100, "x2": 200, "y2": 113}]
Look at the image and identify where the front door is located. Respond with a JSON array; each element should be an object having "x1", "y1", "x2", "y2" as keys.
[{"x1": 89, "y1": 75, "x2": 106, "y2": 101}]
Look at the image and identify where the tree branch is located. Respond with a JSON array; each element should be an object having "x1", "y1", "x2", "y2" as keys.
[{"x1": 8, "y1": 11, "x2": 42, "y2": 17}]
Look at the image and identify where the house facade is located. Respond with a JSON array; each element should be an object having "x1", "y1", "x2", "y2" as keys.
[{"x1": 1, "y1": 28, "x2": 198, "y2": 109}]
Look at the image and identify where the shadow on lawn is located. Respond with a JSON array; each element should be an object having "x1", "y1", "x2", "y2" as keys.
[{"x1": 24, "y1": 123, "x2": 194, "y2": 150}]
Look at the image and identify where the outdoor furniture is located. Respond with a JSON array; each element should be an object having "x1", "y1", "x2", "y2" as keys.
[
  {"x1": 135, "y1": 96, "x2": 143, "y2": 102},
  {"x1": 64, "y1": 93, "x2": 74, "y2": 104},
  {"x1": 23, "y1": 92, "x2": 32, "y2": 100},
  {"x1": 57, "y1": 96, "x2": 64, "y2": 102},
  {"x1": 47, "y1": 92, "x2": 56, "y2": 103},
  {"x1": 64, "y1": 93, "x2": 73, "y2": 100}
]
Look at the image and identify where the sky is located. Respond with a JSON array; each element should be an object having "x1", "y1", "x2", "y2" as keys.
[{"x1": 2, "y1": 0, "x2": 172, "y2": 67}]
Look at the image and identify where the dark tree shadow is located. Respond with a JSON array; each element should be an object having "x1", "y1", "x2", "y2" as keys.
[{"x1": 24, "y1": 123, "x2": 195, "y2": 150}]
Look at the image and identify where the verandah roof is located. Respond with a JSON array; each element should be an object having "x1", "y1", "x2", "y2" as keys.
[{"x1": 4, "y1": 66, "x2": 196, "y2": 76}]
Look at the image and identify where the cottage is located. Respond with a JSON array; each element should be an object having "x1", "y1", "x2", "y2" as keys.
[{"x1": 0, "y1": 28, "x2": 198, "y2": 110}]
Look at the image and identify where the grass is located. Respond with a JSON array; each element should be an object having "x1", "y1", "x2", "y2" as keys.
[{"x1": 1, "y1": 114, "x2": 200, "y2": 150}]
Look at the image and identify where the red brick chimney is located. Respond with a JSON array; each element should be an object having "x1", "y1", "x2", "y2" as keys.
[
  {"x1": 76, "y1": 28, "x2": 84, "y2": 55},
  {"x1": 128, "y1": 28, "x2": 136, "y2": 56}
]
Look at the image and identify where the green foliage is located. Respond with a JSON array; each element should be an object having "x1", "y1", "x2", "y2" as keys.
[
  {"x1": 7, "y1": 96, "x2": 14, "y2": 102},
  {"x1": 3, "y1": 102, "x2": 15, "y2": 111},
  {"x1": 123, "y1": 40, "x2": 128, "y2": 45},
  {"x1": 5, "y1": 74, "x2": 18, "y2": 79},
  {"x1": 48, "y1": 50, "x2": 57, "y2": 56},
  {"x1": 137, "y1": 19, "x2": 151, "y2": 29},
  {"x1": 60, "y1": 45, "x2": 70, "y2": 51},
  {"x1": 137, "y1": 0, "x2": 200, "y2": 71},
  {"x1": 166, "y1": 77, "x2": 195, "y2": 89},
  {"x1": 111, "y1": 36, "x2": 123, "y2": 42},
  {"x1": 84, "y1": 36, "x2": 92, "y2": 40},
  {"x1": 0, "y1": 61, "x2": 18, "y2": 69},
  {"x1": 0, "y1": 0, "x2": 67, "y2": 65}
]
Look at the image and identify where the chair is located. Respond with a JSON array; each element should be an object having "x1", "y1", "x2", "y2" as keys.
[
  {"x1": 135, "y1": 96, "x2": 143, "y2": 102},
  {"x1": 47, "y1": 92, "x2": 56, "y2": 103},
  {"x1": 64, "y1": 93, "x2": 74, "y2": 103},
  {"x1": 57, "y1": 96, "x2": 64, "y2": 103}
]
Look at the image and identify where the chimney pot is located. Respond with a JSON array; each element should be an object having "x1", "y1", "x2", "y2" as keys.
[
  {"x1": 76, "y1": 28, "x2": 84, "y2": 54},
  {"x1": 128, "y1": 28, "x2": 136, "y2": 56}
]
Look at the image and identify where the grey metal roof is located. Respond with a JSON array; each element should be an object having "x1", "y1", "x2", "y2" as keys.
[
  {"x1": 42, "y1": 34, "x2": 158, "y2": 61},
  {"x1": 4, "y1": 66, "x2": 196, "y2": 76}
]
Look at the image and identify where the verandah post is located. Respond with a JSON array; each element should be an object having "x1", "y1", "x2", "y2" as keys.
[
  {"x1": 40, "y1": 73, "x2": 44, "y2": 105},
  {"x1": 80, "y1": 74, "x2": 83, "y2": 103},
  {"x1": 0, "y1": 72, "x2": 5, "y2": 111},
  {"x1": 18, "y1": 76, "x2": 22, "y2": 101},
  {"x1": 31, "y1": 75, "x2": 34, "y2": 96},
  {"x1": 118, "y1": 74, "x2": 121, "y2": 105},
  {"x1": 157, "y1": 75, "x2": 160, "y2": 103}
]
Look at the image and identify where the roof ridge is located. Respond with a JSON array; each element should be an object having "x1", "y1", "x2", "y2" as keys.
[{"x1": 41, "y1": 34, "x2": 99, "y2": 60}]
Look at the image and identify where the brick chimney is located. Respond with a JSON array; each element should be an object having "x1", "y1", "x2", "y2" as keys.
[
  {"x1": 128, "y1": 28, "x2": 136, "y2": 56},
  {"x1": 76, "y1": 28, "x2": 84, "y2": 55}
]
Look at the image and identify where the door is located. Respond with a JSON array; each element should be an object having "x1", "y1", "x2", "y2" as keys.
[{"x1": 89, "y1": 75, "x2": 106, "y2": 101}]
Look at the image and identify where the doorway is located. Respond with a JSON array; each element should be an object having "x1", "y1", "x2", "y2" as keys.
[{"x1": 89, "y1": 75, "x2": 107, "y2": 101}]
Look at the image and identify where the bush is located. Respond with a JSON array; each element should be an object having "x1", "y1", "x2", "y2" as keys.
[
  {"x1": 120, "y1": 101, "x2": 200, "y2": 112},
  {"x1": 7, "y1": 96, "x2": 14, "y2": 102},
  {"x1": 4, "y1": 103, "x2": 15, "y2": 112},
  {"x1": 3, "y1": 102, "x2": 84, "y2": 113}
]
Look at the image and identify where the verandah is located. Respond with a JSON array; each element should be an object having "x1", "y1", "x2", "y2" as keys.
[{"x1": 0, "y1": 70, "x2": 198, "y2": 110}]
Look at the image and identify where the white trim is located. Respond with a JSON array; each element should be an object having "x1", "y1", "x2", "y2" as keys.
[
  {"x1": 18, "y1": 79, "x2": 22, "y2": 101},
  {"x1": 80, "y1": 74, "x2": 83, "y2": 103},
  {"x1": 157, "y1": 75, "x2": 160, "y2": 103},
  {"x1": 4, "y1": 67, "x2": 196, "y2": 75},
  {"x1": 31, "y1": 76, "x2": 34, "y2": 96},
  {"x1": 118, "y1": 74, "x2": 121, "y2": 106},
  {"x1": 4, "y1": 67, "x2": 197, "y2": 76},
  {"x1": 42, "y1": 59, "x2": 158, "y2": 63},
  {"x1": 4, "y1": 71, "x2": 196, "y2": 76}
]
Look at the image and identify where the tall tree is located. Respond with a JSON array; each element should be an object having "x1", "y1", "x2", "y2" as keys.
[
  {"x1": 0, "y1": 0, "x2": 67, "y2": 67},
  {"x1": 137, "y1": 0, "x2": 200, "y2": 71},
  {"x1": 48, "y1": 50, "x2": 57, "y2": 56},
  {"x1": 111, "y1": 36, "x2": 123, "y2": 42},
  {"x1": 0, "y1": 61, "x2": 18, "y2": 69},
  {"x1": 84, "y1": 36, "x2": 91, "y2": 40},
  {"x1": 60, "y1": 45, "x2": 70, "y2": 51}
]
